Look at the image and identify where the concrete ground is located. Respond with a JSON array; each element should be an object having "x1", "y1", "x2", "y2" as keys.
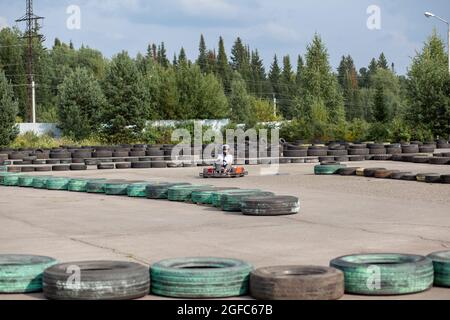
[{"x1": 1, "y1": 160, "x2": 450, "y2": 300}]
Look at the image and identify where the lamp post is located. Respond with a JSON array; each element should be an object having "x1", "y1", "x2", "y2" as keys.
[{"x1": 425, "y1": 11, "x2": 450, "y2": 73}]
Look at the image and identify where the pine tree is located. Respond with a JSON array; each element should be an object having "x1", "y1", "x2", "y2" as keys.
[
  {"x1": 337, "y1": 55, "x2": 361, "y2": 120},
  {"x1": 269, "y1": 55, "x2": 281, "y2": 99},
  {"x1": 197, "y1": 34, "x2": 208, "y2": 73},
  {"x1": 373, "y1": 83, "x2": 388, "y2": 122},
  {"x1": 178, "y1": 47, "x2": 187, "y2": 65},
  {"x1": 377, "y1": 53, "x2": 389, "y2": 70},
  {"x1": 296, "y1": 55, "x2": 304, "y2": 86},
  {"x1": 299, "y1": 34, "x2": 345, "y2": 123},
  {"x1": 57, "y1": 68, "x2": 106, "y2": 140},
  {"x1": 216, "y1": 36, "x2": 231, "y2": 93},
  {"x1": 250, "y1": 49, "x2": 266, "y2": 98},
  {"x1": 157, "y1": 42, "x2": 169, "y2": 68},
  {"x1": 279, "y1": 55, "x2": 296, "y2": 118},
  {"x1": 0, "y1": 71, "x2": 19, "y2": 146}
]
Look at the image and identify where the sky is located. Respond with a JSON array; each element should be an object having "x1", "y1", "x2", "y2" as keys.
[{"x1": 0, "y1": 0, "x2": 449, "y2": 75}]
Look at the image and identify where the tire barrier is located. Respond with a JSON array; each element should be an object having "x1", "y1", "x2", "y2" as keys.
[
  {"x1": 330, "y1": 253, "x2": 434, "y2": 295},
  {"x1": 18, "y1": 175, "x2": 36, "y2": 187},
  {"x1": 428, "y1": 251, "x2": 450, "y2": 287},
  {"x1": 442, "y1": 175, "x2": 450, "y2": 184},
  {"x1": 86, "y1": 179, "x2": 109, "y2": 194},
  {"x1": 314, "y1": 164, "x2": 346, "y2": 175},
  {"x1": 337, "y1": 167, "x2": 359, "y2": 176},
  {"x1": 127, "y1": 182, "x2": 154, "y2": 198},
  {"x1": 211, "y1": 189, "x2": 261, "y2": 208},
  {"x1": 150, "y1": 257, "x2": 253, "y2": 298},
  {"x1": 390, "y1": 172, "x2": 412, "y2": 180},
  {"x1": 105, "y1": 181, "x2": 141, "y2": 196},
  {"x1": 416, "y1": 173, "x2": 441, "y2": 183},
  {"x1": 373, "y1": 169, "x2": 400, "y2": 179},
  {"x1": 68, "y1": 178, "x2": 99, "y2": 192},
  {"x1": 0, "y1": 255, "x2": 57, "y2": 293},
  {"x1": 191, "y1": 188, "x2": 240, "y2": 205},
  {"x1": 146, "y1": 182, "x2": 191, "y2": 199},
  {"x1": 363, "y1": 168, "x2": 386, "y2": 177},
  {"x1": 250, "y1": 266, "x2": 344, "y2": 300},
  {"x1": 43, "y1": 261, "x2": 150, "y2": 300},
  {"x1": 32, "y1": 176, "x2": 51, "y2": 189},
  {"x1": 168, "y1": 185, "x2": 213, "y2": 202},
  {"x1": 241, "y1": 196, "x2": 300, "y2": 216},
  {"x1": 221, "y1": 191, "x2": 275, "y2": 212},
  {"x1": 46, "y1": 177, "x2": 71, "y2": 191},
  {"x1": 2, "y1": 174, "x2": 21, "y2": 186}
]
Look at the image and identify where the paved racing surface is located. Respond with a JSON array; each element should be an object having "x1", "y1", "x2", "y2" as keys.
[{"x1": 1, "y1": 161, "x2": 450, "y2": 300}]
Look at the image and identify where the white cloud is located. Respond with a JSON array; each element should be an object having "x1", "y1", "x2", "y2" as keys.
[
  {"x1": 0, "y1": 16, "x2": 8, "y2": 30},
  {"x1": 179, "y1": 0, "x2": 238, "y2": 18},
  {"x1": 262, "y1": 22, "x2": 300, "y2": 43}
]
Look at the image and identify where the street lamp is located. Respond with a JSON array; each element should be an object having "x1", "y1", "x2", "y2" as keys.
[{"x1": 425, "y1": 11, "x2": 450, "y2": 73}]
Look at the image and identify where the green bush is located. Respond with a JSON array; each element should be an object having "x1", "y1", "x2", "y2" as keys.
[{"x1": 10, "y1": 132, "x2": 103, "y2": 149}]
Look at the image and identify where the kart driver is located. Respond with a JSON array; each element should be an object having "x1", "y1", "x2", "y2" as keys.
[{"x1": 216, "y1": 144, "x2": 234, "y2": 173}]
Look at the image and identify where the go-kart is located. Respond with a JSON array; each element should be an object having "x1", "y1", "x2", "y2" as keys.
[{"x1": 200, "y1": 166, "x2": 248, "y2": 178}]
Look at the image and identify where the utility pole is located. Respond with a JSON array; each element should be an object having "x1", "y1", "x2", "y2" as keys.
[
  {"x1": 16, "y1": 0, "x2": 44, "y2": 123},
  {"x1": 272, "y1": 93, "x2": 277, "y2": 117}
]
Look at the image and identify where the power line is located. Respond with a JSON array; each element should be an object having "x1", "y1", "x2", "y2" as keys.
[{"x1": 15, "y1": 0, "x2": 45, "y2": 123}]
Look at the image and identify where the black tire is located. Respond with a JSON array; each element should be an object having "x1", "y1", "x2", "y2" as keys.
[
  {"x1": 429, "y1": 157, "x2": 450, "y2": 165},
  {"x1": 52, "y1": 165, "x2": 70, "y2": 172},
  {"x1": 113, "y1": 151, "x2": 129, "y2": 158},
  {"x1": 348, "y1": 148, "x2": 369, "y2": 156},
  {"x1": 419, "y1": 146, "x2": 435, "y2": 153},
  {"x1": 129, "y1": 151, "x2": 146, "y2": 157},
  {"x1": 131, "y1": 162, "x2": 152, "y2": 169},
  {"x1": 330, "y1": 254, "x2": 433, "y2": 295},
  {"x1": 70, "y1": 164, "x2": 87, "y2": 171},
  {"x1": 116, "y1": 163, "x2": 131, "y2": 169},
  {"x1": 241, "y1": 196, "x2": 300, "y2": 216},
  {"x1": 92, "y1": 151, "x2": 113, "y2": 158},
  {"x1": 34, "y1": 166, "x2": 52, "y2": 172},
  {"x1": 415, "y1": 173, "x2": 441, "y2": 183},
  {"x1": 369, "y1": 148, "x2": 387, "y2": 155},
  {"x1": 97, "y1": 163, "x2": 115, "y2": 170},
  {"x1": 372, "y1": 155, "x2": 392, "y2": 161},
  {"x1": 250, "y1": 266, "x2": 344, "y2": 300},
  {"x1": 401, "y1": 174, "x2": 418, "y2": 181},
  {"x1": 348, "y1": 155, "x2": 365, "y2": 161},
  {"x1": 146, "y1": 149, "x2": 164, "y2": 157},
  {"x1": 386, "y1": 147, "x2": 402, "y2": 155},
  {"x1": 337, "y1": 167, "x2": 359, "y2": 176},
  {"x1": 307, "y1": 149, "x2": 328, "y2": 157},
  {"x1": 390, "y1": 172, "x2": 412, "y2": 180},
  {"x1": 72, "y1": 151, "x2": 92, "y2": 159},
  {"x1": 441, "y1": 175, "x2": 450, "y2": 184},
  {"x1": 402, "y1": 145, "x2": 419, "y2": 154},
  {"x1": 363, "y1": 168, "x2": 386, "y2": 177},
  {"x1": 85, "y1": 159, "x2": 100, "y2": 166},
  {"x1": 150, "y1": 257, "x2": 253, "y2": 298},
  {"x1": 46, "y1": 159, "x2": 60, "y2": 165},
  {"x1": 327, "y1": 150, "x2": 348, "y2": 156},
  {"x1": 374, "y1": 169, "x2": 400, "y2": 179},
  {"x1": 283, "y1": 150, "x2": 307, "y2": 158},
  {"x1": 43, "y1": 261, "x2": 150, "y2": 300},
  {"x1": 413, "y1": 156, "x2": 431, "y2": 164},
  {"x1": 151, "y1": 161, "x2": 167, "y2": 168},
  {"x1": 21, "y1": 167, "x2": 35, "y2": 173}
]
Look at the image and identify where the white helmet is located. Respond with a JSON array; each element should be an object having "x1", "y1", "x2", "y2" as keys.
[{"x1": 222, "y1": 144, "x2": 231, "y2": 152}]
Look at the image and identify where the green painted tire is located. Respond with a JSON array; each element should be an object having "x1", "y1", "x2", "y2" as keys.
[
  {"x1": 86, "y1": 179, "x2": 108, "y2": 194},
  {"x1": 105, "y1": 182, "x2": 133, "y2": 196},
  {"x1": 0, "y1": 172, "x2": 19, "y2": 185},
  {"x1": 32, "y1": 176, "x2": 52, "y2": 189},
  {"x1": 2, "y1": 174, "x2": 22, "y2": 186},
  {"x1": 221, "y1": 191, "x2": 275, "y2": 212},
  {"x1": 428, "y1": 251, "x2": 450, "y2": 287},
  {"x1": 314, "y1": 164, "x2": 346, "y2": 175},
  {"x1": 150, "y1": 257, "x2": 253, "y2": 298},
  {"x1": 168, "y1": 185, "x2": 213, "y2": 202},
  {"x1": 0, "y1": 254, "x2": 57, "y2": 293},
  {"x1": 146, "y1": 182, "x2": 191, "y2": 199},
  {"x1": 127, "y1": 182, "x2": 154, "y2": 198},
  {"x1": 18, "y1": 175, "x2": 36, "y2": 187},
  {"x1": 211, "y1": 189, "x2": 260, "y2": 208},
  {"x1": 46, "y1": 177, "x2": 70, "y2": 190},
  {"x1": 191, "y1": 188, "x2": 240, "y2": 205},
  {"x1": 68, "y1": 179, "x2": 91, "y2": 192},
  {"x1": 330, "y1": 253, "x2": 434, "y2": 295}
]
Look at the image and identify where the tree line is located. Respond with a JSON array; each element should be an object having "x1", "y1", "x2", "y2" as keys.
[{"x1": 0, "y1": 26, "x2": 449, "y2": 145}]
